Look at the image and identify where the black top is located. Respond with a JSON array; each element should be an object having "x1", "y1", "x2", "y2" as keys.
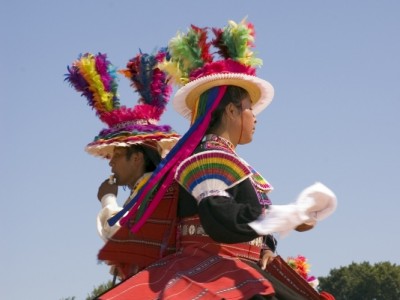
[
  {"x1": 178, "y1": 179, "x2": 262, "y2": 244},
  {"x1": 177, "y1": 138, "x2": 277, "y2": 251}
]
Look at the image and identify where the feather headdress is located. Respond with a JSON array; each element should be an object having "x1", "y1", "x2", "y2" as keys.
[
  {"x1": 159, "y1": 18, "x2": 274, "y2": 121},
  {"x1": 65, "y1": 50, "x2": 179, "y2": 158}
]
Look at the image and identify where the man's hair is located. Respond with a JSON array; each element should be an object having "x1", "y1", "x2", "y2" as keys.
[{"x1": 126, "y1": 144, "x2": 161, "y2": 172}]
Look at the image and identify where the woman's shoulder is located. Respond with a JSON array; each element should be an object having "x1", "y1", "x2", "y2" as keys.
[{"x1": 175, "y1": 149, "x2": 252, "y2": 200}]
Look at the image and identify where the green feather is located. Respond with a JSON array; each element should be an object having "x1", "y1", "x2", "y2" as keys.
[{"x1": 168, "y1": 27, "x2": 206, "y2": 77}]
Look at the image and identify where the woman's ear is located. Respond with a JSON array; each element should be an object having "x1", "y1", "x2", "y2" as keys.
[{"x1": 224, "y1": 102, "x2": 239, "y2": 120}]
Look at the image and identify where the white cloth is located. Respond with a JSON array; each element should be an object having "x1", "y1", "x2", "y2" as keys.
[
  {"x1": 96, "y1": 194, "x2": 123, "y2": 241},
  {"x1": 96, "y1": 172, "x2": 153, "y2": 241},
  {"x1": 248, "y1": 182, "x2": 337, "y2": 237}
]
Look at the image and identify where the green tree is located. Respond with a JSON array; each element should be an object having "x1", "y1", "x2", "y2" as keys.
[
  {"x1": 319, "y1": 261, "x2": 400, "y2": 300},
  {"x1": 86, "y1": 280, "x2": 114, "y2": 300}
]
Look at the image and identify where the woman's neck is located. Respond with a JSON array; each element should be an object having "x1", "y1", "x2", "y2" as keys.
[{"x1": 205, "y1": 134, "x2": 236, "y2": 152}]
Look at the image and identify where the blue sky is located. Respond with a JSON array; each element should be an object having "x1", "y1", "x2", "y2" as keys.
[{"x1": 1, "y1": 1, "x2": 399, "y2": 299}]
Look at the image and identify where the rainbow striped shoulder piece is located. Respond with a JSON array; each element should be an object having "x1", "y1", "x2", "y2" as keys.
[{"x1": 175, "y1": 150, "x2": 252, "y2": 201}]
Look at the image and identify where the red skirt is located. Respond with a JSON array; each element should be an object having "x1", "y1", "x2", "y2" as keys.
[{"x1": 99, "y1": 242, "x2": 275, "y2": 299}]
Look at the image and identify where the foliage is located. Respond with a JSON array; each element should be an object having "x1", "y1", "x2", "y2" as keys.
[
  {"x1": 86, "y1": 280, "x2": 114, "y2": 300},
  {"x1": 318, "y1": 261, "x2": 400, "y2": 300}
]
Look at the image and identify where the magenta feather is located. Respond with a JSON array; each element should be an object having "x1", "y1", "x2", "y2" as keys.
[{"x1": 120, "y1": 48, "x2": 172, "y2": 119}]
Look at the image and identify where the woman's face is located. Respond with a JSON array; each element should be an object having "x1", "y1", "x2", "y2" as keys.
[{"x1": 237, "y1": 97, "x2": 257, "y2": 145}]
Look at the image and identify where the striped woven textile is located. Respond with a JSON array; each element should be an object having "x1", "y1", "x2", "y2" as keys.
[{"x1": 98, "y1": 243, "x2": 275, "y2": 299}]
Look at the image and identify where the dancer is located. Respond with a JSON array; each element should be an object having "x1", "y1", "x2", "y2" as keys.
[
  {"x1": 100, "y1": 20, "x2": 336, "y2": 299},
  {"x1": 65, "y1": 49, "x2": 180, "y2": 279}
]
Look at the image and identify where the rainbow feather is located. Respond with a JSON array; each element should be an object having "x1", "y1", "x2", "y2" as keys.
[
  {"x1": 65, "y1": 53, "x2": 120, "y2": 115},
  {"x1": 120, "y1": 48, "x2": 172, "y2": 115}
]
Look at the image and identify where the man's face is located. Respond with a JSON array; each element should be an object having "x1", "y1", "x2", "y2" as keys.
[{"x1": 108, "y1": 147, "x2": 142, "y2": 186}]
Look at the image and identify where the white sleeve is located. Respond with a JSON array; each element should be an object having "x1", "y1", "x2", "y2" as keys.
[
  {"x1": 96, "y1": 194, "x2": 123, "y2": 241},
  {"x1": 248, "y1": 182, "x2": 337, "y2": 237}
]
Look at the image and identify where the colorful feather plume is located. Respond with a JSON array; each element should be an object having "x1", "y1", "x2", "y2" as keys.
[
  {"x1": 286, "y1": 255, "x2": 311, "y2": 280},
  {"x1": 286, "y1": 255, "x2": 320, "y2": 289},
  {"x1": 119, "y1": 48, "x2": 172, "y2": 119},
  {"x1": 65, "y1": 53, "x2": 120, "y2": 115},
  {"x1": 159, "y1": 25, "x2": 213, "y2": 85},
  {"x1": 212, "y1": 19, "x2": 262, "y2": 67},
  {"x1": 159, "y1": 19, "x2": 262, "y2": 87}
]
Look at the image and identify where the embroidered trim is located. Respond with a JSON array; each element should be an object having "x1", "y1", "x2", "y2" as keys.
[
  {"x1": 203, "y1": 134, "x2": 236, "y2": 153},
  {"x1": 180, "y1": 222, "x2": 263, "y2": 248},
  {"x1": 197, "y1": 190, "x2": 230, "y2": 202},
  {"x1": 111, "y1": 119, "x2": 158, "y2": 129}
]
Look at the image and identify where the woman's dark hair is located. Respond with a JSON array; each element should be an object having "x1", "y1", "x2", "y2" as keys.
[
  {"x1": 206, "y1": 85, "x2": 249, "y2": 134},
  {"x1": 126, "y1": 144, "x2": 161, "y2": 172}
]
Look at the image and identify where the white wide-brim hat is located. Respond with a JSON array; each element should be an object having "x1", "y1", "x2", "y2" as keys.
[{"x1": 173, "y1": 72, "x2": 274, "y2": 120}]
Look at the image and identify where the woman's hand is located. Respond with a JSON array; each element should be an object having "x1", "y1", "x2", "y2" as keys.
[{"x1": 259, "y1": 249, "x2": 276, "y2": 270}]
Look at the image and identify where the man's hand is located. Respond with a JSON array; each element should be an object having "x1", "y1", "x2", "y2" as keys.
[
  {"x1": 97, "y1": 179, "x2": 118, "y2": 201},
  {"x1": 259, "y1": 249, "x2": 276, "y2": 270}
]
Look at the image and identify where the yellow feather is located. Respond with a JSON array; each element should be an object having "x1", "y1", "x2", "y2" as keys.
[
  {"x1": 158, "y1": 60, "x2": 187, "y2": 86},
  {"x1": 78, "y1": 55, "x2": 114, "y2": 112}
]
